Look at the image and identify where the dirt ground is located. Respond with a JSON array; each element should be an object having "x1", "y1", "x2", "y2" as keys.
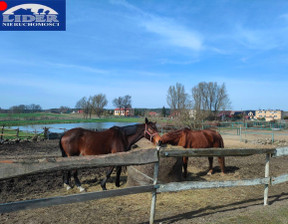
[{"x1": 1, "y1": 131, "x2": 288, "y2": 224}]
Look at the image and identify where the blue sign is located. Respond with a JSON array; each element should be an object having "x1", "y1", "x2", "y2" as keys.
[{"x1": 0, "y1": 0, "x2": 66, "y2": 31}]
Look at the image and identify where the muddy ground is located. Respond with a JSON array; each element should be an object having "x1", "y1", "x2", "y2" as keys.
[{"x1": 1, "y1": 132, "x2": 288, "y2": 224}]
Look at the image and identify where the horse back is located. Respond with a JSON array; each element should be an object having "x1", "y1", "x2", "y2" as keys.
[
  {"x1": 184, "y1": 129, "x2": 223, "y2": 148},
  {"x1": 60, "y1": 128, "x2": 127, "y2": 156}
]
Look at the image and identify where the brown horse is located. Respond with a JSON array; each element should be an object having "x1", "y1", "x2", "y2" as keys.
[
  {"x1": 160, "y1": 128, "x2": 225, "y2": 178},
  {"x1": 59, "y1": 118, "x2": 161, "y2": 191}
]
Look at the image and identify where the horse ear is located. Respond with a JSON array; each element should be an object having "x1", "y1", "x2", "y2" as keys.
[{"x1": 145, "y1": 117, "x2": 148, "y2": 124}]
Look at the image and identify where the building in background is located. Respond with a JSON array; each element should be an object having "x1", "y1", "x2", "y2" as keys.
[
  {"x1": 114, "y1": 108, "x2": 134, "y2": 116},
  {"x1": 255, "y1": 109, "x2": 283, "y2": 121}
]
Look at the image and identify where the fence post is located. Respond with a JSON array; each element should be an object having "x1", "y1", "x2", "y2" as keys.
[
  {"x1": 0, "y1": 125, "x2": 4, "y2": 141},
  {"x1": 16, "y1": 128, "x2": 19, "y2": 138},
  {"x1": 264, "y1": 153, "x2": 270, "y2": 206},
  {"x1": 149, "y1": 146, "x2": 160, "y2": 224},
  {"x1": 43, "y1": 127, "x2": 49, "y2": 140}
]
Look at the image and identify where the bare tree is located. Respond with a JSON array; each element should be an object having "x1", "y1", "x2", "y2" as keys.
[
  {"x1": 122, "y1": 95, "x2": 132, "y2": 117},
  {"x1": 90, "y1": 94, "x2": 108, "y2": 118},
  {"x1": 113, "y1": 97, "x2": 123, "y2": 109},
  {"x1": 9, "y1": 104, "x2": 42, "y2": 113},
  {"x1": 192, "y1": 82, "x2": 230, "y2": 120},
  {"x1": 75, "y1": 97, "x2": 90, "y2": 118},
  {"x1": 113, "y1": 95, "x2": 132, "y2": 116},
  {"x1": 167, "y1": 83, "x2": 189, "y2": 112},
  {"x1": 59, "y1": 106, "x2": 70, "y2": 114}
]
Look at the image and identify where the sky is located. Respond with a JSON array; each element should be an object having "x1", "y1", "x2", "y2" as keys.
[{"x1": 1, "y1": 0, "x2": 288, "y2": 110}]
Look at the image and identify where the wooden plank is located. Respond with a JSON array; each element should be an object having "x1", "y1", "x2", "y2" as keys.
[
  {"x1": 149, "y1": 147, "x2": 160, "y2": 224},
  {"x1": 157, "y1": 178, "x2": 271, "y2": 193},
  {"x1": 272, "y1": 147, "x2": 288, "y2": 157},
  {"x1": 0, "y1": 185, "x2": 155, "y2": 213},
  {"x1": 264, "y1": 154, "x2": 270, "y2": 206},
  {"x1": 271, "y1": 174, "x2": 288, "y2": 185},
  {"x1": 0, "y1": 148, "x2": 158, "y2": 180},
  {"x1": 160, "y1": 147, "x2": 276, "y2": 157}
]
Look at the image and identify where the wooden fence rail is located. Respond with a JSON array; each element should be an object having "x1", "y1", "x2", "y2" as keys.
[
  {"x1": 0, "y1": 125, "x2": 49, "y2": 141},
  {"x1": 1, "y1": 146, "x2": 288, "y2": 224},
  {"x1": 0, "y1": 148, "x2": 158, "y2": 180}
]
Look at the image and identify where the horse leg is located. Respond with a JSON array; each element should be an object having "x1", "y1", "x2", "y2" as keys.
[
  {"x1": 101, "y1": 166, "x2": 114, "y2": 190},
  {"x1": 218, "y1": 156, "x2": 226, "y2": 175},
  {"x1": 63, "y1": 170, "x2": 72, "y2": 190},
  {"x1": 207, "y1": 157, "x2": 213, "y2": 175},
  {"x1": 182, "y1": 157, "x2": 188, "y2": 179},
  {"x1": 72, "y1": 169, "x2": 85, "y2": 192},
  {"x1": 115, "y1": 166, "x2": 122, "y2": 187}
]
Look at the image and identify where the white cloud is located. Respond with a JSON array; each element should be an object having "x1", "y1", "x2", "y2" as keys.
[
  {"x1": 111, "y1": 0, "x2": 204, "y2": 51},
  {"x1": 141, "y1": 17, "x2": 203, "y2": 51},
  {"x1": 46, "y1": 62, "x2": 108, "y2": 74},
  {"x1": 234, "y1": 26, "x2": 279, "y2": 50}
]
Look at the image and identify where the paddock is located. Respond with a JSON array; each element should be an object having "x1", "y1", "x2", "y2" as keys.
[{"x1": 0, "y1": 136, "x2": 288, "y2": 223}]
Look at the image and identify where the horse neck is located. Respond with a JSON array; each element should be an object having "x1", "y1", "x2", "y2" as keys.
[
  {"x1": 161, "y1": 130, "x2": 182, "y2": 145},
  {"x1": 125, "y1": 124, "x2": 145, "y2": 149}
]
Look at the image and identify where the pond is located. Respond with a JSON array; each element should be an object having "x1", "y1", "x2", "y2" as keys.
[{"x1": 11, "y1": 122, "x2": 137, "y2": 134}]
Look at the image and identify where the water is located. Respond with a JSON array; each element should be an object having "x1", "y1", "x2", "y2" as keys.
[{"x1": 11, "y1": 122, "x2": 137, "y2": 134}]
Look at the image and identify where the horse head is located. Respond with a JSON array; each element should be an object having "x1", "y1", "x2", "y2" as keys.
[{"x1": 144, "y1": 118, "x2": 161, "y2": 145}]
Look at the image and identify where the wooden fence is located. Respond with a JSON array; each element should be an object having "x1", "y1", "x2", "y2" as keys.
[
  {"x1": 0, "y1": 125, "x2": 50, "y2": 140},
  {"x1": 0, "y1": 146, "x2": 288, "y2": 224}
]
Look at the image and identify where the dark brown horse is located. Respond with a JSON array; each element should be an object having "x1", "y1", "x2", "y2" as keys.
[
  {"x1": 160, "y1": 128, "x2": 225, "y2": 178},
  {"x1": 59, "y1": 118, "x2": 161, "y2": 191}
]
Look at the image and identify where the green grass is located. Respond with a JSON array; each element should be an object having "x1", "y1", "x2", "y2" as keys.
[
  {"x1": 0, "y1": 113, "x2": 147, "y2": 139},
  {"x1": 0, "y1": 128, "x2": 42, "y2": 140},
  {"x1": 0, "y1": 112, "x2": 145, "y2": 127}
]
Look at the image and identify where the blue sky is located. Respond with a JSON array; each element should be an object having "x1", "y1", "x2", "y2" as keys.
[{"x1": 1, "y1": 0, "x2": 288, "y2": 110}]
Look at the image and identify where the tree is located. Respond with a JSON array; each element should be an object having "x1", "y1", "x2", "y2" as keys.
[
  {"x1": 162, "y1": 106, "x2": 167, "y2": 117},
  {"x1": 122, "y1": 95, "x2": 132, "y2": 117},
  {"x1": 9, "y1": 104, "x2": 42, "y2": 113},
  {"x1": 113, "y1": 97, "x2": 124, "y2": 109},
  {"x1": 28, "y1": 104, "x2": 42, "y2": 112},
  {"x1": 75, "y1": 97, "x2": 90, "y2": 118},
  {"x1": 59, "y1": 106, "x2": 70, "y2": 114},
  {"x1": 113, "y1": 95, "x2": 132, "y2": 116},
  {"x1": 90, "y1": 94, "x2": 108, "y2": 118},
  {"x1": 166, "y1": 83, "x2": 189, "y2": 112},
  {"x1": 192, "y1": 82, "x2": 230, "y2": 120}
]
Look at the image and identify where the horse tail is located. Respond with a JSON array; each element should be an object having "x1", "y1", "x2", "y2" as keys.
[
  {"x1": 220, "y1": 135, "x2": 224, "y2": 148},
  {"x1": 59, "y1": 135, "x2": 67, "y2": 157}
]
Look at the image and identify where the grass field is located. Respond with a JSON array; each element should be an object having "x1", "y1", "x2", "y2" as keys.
[{"x1": 0, "y1": 112, "x2": 144, "y2": 126}]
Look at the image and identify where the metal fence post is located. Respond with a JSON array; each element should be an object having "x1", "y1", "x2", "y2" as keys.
[
  {"x1": 264, "y1": 153, "x2": 270, "y2": 205},
  {"x1": 149, "y1": 146, "x2": 160, "y2": 224}
]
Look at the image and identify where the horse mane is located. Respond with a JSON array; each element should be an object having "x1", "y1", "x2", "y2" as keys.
[
  {"x1": 161, "y1": 128, "x2": 188, "y2": 144},
  {"x1": 112, "y1": 124, "x2": 138, "y2": 136}
]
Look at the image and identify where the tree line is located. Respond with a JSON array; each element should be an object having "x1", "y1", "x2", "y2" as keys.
[
  {"x1": 166, "y1": 81, "x2": 230, "y2": 128},
  {"x1": 3, "y1": 81, "x2": 231, "y2": 125},
  {"x1": 75, "y1": 94, "x2": 132, "y2": 118},
  {"x1": 8, "y1": 104, "x2": 42, "y2": 113}
]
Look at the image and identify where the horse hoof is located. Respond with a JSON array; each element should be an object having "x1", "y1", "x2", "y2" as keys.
[
  {"x1": 101, "y1": 186, "x2": 107, "y2": 191},
  {"x1": 78, "y1": 186, "x2": 85, "y2": 192},
  {"x1": 64, "y1": 183, "x2": 72, "y2": 190}
]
